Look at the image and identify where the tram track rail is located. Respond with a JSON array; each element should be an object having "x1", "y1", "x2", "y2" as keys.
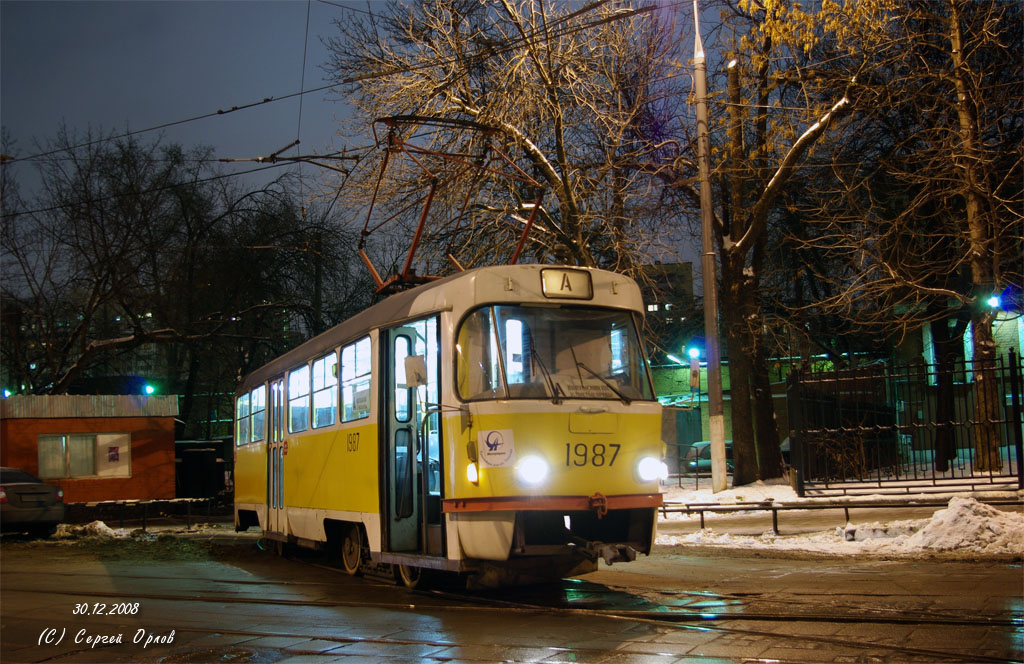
[
  {"x1": 7, "y1": 578, "x2": 1016, "y2": 629},
  {"x1": 6, "y1": 564, "x2": 1021, "y2": 664},
  {"x1": 12, "y1": 565, "x2": 1015, "y2": 628}
]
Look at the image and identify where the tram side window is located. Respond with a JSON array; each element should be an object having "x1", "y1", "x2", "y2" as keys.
[
  {"x1": 312, "y1": 352, "x2": 338, "y2": 428},
  {"x1": 288, "y1": 365, "x2": 310, "y2": 433},
  {"x1": 341, "y1": 337, "x2": 371, "y2": 422},
  {"x1": 235, "y1": 393, "x2": 250, "y2": 446},
  {"x1": 250, "y1": 385, "x2": 266, "y2": 442}
]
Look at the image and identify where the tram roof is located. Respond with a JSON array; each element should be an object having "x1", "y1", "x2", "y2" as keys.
[{"x1": 236, "y1": 264, "x2": 643, "y2": 393}]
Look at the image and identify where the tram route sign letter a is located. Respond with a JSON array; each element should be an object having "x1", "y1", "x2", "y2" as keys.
[{"x1": 541, "y1": 269, "x2": 593, "y2": 300}]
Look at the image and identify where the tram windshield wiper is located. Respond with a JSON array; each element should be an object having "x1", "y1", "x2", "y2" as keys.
[
  {"x1": 528, "y1": 334, "x2": 561, "y2": 404},
  {"x1": 576, "y1": 362, "x2": 632, "y2": 405}
]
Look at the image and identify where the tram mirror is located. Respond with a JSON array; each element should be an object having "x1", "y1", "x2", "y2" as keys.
[{"x1": 405, "y1": 355, "x2": 428, "y2": 388}]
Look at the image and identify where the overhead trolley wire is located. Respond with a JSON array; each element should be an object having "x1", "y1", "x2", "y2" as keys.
[
  {"x1": 1, "y1": 83, "x2": 336, "y2": 167},
  {"x1": 297, "y1": 0, "x2": 312, "y2": 149},
  {"x1": 0, "y1": 162, "x2": 292, "y2": 219},
  {"x1": 3, "y1": 0, "x2": 888, "y2": 170},
  {"x1": 3, "y1": 0, "x2": 665, "y2": 168}
]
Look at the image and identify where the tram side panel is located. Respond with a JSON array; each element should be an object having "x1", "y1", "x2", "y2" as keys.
[
  {"x1": 234, "y1": 332, "x2": 384, "y2": 551},
  {"x1": 281, "y1": 421, "x2": 381, "y2": 550},
  {"x1": 234, "y1": 437, "x2": 267, "y2": 530}
]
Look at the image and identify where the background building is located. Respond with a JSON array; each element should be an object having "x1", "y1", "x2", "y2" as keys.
[{"x1": 0, "y1": 394, "x2": 177, "y2": 503}]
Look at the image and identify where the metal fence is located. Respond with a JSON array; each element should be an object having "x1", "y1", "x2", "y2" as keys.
[{"x1": 787, "y1": 349, "x2": 1024, "y2": 497}]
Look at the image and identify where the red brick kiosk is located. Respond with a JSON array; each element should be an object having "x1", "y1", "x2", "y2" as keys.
[{"x1": 0, "y1": 395, "x2": 177, "y2": 503}]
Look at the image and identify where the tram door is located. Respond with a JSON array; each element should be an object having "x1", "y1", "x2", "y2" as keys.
[
  {"x1": 267, "y1": 378, "x2": 286, "y2": 534},
  {"x1": 383, "y1": 318, "x2": 441, "y2": 553}
]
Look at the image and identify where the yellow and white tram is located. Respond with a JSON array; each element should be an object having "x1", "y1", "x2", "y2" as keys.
[{"x1": 233, "y1": 264, "x2": 667, "y2": 587}]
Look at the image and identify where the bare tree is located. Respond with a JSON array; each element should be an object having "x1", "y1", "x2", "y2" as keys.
[
  {"x1": 669, "y1": 0, "x2": 898, "y2": 484},
  {"x1": 322, "y1": 0, "x2": 689, "y2": 280},
  {"x1": 790, "y1": 0, "x2": 1023, "y2": 472},
  {"x1": 1, "y1": 131, "x2": 371, "y2": 436}
]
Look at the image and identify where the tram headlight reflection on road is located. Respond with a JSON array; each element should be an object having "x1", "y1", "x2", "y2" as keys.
[{"x1": 516, "y1": 455, "x2": 549, "y2": 486}]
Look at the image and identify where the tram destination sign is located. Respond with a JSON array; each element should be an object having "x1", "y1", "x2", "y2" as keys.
[{"x1": 540, "y1": 268, "x2": 593, "y2": 300}]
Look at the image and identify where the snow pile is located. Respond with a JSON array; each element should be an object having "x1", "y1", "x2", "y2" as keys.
[
  {"x1": 897, "y1": 496, "x2": 1024, "y2": 555},
  {"x1": 55, "y1": 520, "x2": 132, "y2": 539},
  {"x1": 657, "y1": 497, "x2": 1024, "y2": 558}
]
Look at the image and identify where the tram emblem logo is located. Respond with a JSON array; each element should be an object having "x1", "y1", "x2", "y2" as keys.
[{"x1": 478, "y1": 429, "x2": 515, "y2": 467}]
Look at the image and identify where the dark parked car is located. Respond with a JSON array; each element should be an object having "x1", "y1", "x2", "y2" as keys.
[
  {"x1": 683, "y1": 440, "x2": 734, "y2": 474},
  {"x1": 0, "y1": 467, "x2": 65, "y2": 536}
]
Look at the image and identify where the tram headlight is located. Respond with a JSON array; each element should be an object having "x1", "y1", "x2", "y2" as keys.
[
  {"x1": 516, "y1": 455, "x2": 549, "y2": 486},
  {"x1": 466, "y1": 462, "x2": 479, "y2": 485},
  {"x1": 637, "y1": 456, "x2": 668, "y2": 483}
]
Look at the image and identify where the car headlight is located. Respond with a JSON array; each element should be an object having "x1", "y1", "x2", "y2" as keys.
[
  {"x1": 638, "y1": 456, "x2": 668, "y2": 482},
  {"x1": 516, "y1": 455, "x2": 549, "y2": 486}
]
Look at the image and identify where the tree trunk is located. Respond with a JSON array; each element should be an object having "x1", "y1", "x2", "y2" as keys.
[
  {"x1": 721, "y1": 260, "x2": 760, "y2": 487},
  {"x1": 930, "y1": 314, "x2": 964, "y2": 472},
  {"x1": 721, "y1": 61, "x2": 759, "y2": 487},
  {"x1": 949, "y1": 0, "x2": 1001, "y2": 472},
  {"x1": 971, "y1": 315, "x2": 1002, "y2": 472},
  {"x1": 752, "y1": 329, "x2": 783, "y2": 478},
  {"x1": 179, "y1": 348, "x2": 201, "y2": 440}
]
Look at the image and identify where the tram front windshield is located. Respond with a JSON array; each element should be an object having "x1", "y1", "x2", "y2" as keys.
[{"x1": 457, "y1": 305, "x2": 654, "y2": 402}]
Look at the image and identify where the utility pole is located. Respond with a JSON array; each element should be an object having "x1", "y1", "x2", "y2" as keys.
[{"x1": 693, "y1": 0, "x2": 727, "y2": 493}]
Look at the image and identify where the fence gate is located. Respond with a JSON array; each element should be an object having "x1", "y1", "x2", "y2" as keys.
[{"x1": 787, "y1": 350, "x2": 1023, "y2": 497}]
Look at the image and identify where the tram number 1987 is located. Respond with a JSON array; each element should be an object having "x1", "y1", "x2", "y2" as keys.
[{"x1": 565, "y1": 442, "x2": 620, "y2": 467}]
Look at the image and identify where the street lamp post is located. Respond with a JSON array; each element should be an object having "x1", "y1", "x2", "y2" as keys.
[{"x1": 693, "y1": 0, "x2": 727, "y2": 493}]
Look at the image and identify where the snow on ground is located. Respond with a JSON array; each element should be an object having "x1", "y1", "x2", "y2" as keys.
[
  {"x1": 661, "y1": 478, "x2": 800, "y2": 506},
  {"x1": 55, "y1": 520, "x2": 133, "y2": 539},
  {"x1": 46, "y1": 484, "x2": 1024, "y2": 559},
  {"x1": 660, "y1": 477, "x2": 1024, "y2": 508},
  {"x1": 656, "y1": 482, "x2": 1024, "y2": 559}
]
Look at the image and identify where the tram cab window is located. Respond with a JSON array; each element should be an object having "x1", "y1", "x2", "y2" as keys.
[
  {"x1": 456, "y1": 308, "x2": 504, "y2": 399},
  {"x1": 457, "y1": 305, "x2": 655, "y2": 402},
  {"x1": 288, "y1": 365, "x2": 310, "y2": 433},
  {"x1": 312, "y1": 352, "x2": 338, "y2": 428}
]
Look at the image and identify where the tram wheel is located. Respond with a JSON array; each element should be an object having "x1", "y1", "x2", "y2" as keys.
[
  {"x1": 395, "y1": 563, "x2": 422, "y2": 589},
  {"x1": 340, "y1": 525, "x2": 362, "y2": 575}
]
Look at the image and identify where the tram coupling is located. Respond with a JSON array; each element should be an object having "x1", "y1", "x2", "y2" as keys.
[{"x1": 587, "y1": 542, "x2": 638, "y2": 566}]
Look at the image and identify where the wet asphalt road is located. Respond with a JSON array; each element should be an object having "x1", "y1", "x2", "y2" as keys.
[{"x1": 0, "y1": 527, "x2": 1021, "y2": 663}]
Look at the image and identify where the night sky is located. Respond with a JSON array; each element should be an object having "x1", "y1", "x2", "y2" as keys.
[{"x1": 1, "y1": 0, "x2": 352, "y2": 193}]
